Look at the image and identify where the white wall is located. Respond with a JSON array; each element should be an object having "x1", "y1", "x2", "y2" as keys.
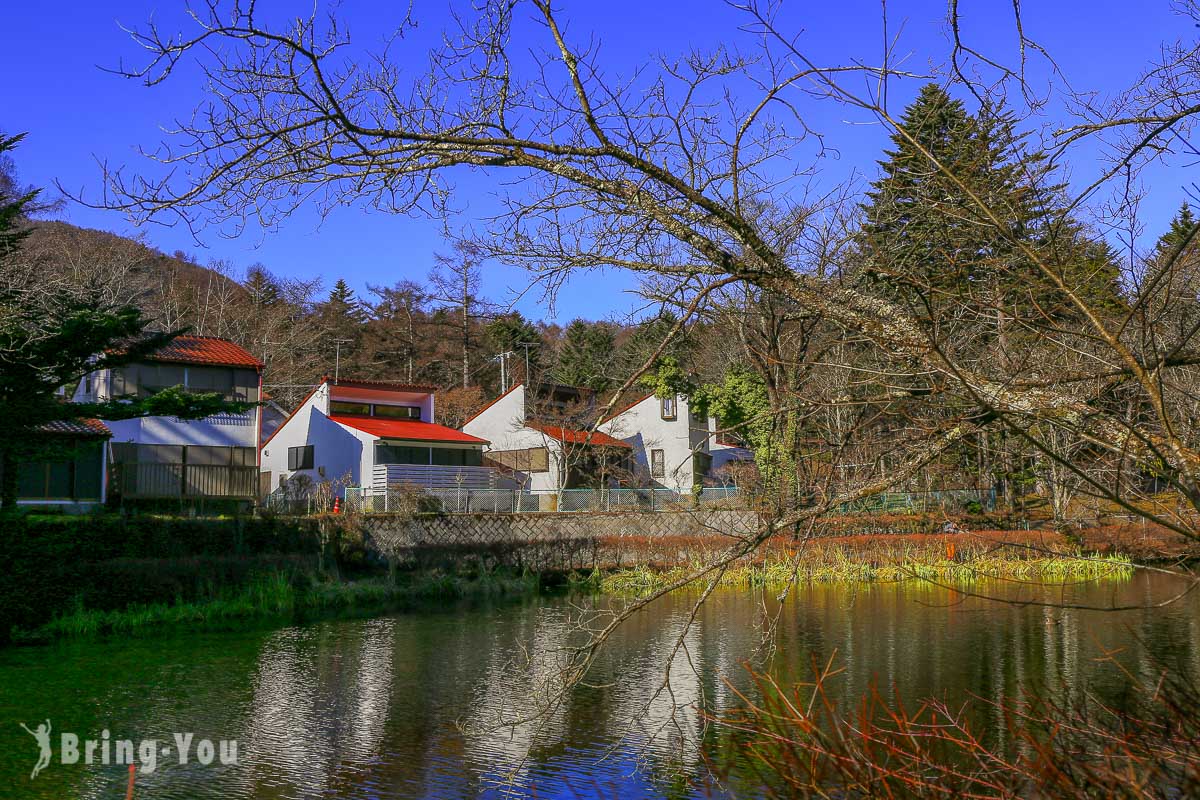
[
  {"x1": 105, "y1": 413, "x2": 259, "y2": 449},
  {"x1": 710, "y1": 441, "x2": 755, "y2": 475},
  {"x1": 600, "y1": 394, "x2": 710, "y2": 491},
  {"x1": 81, "y1": 367, "x2": 261, "y2": 451},
  {"x1": 261, "y1": 383, "x2": 368, "y2": 493},
  {"x1": 463, "y1": 384, "x2": 567, "y2": 491}
]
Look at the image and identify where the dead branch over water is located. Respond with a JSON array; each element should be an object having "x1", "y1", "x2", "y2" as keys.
[{"x1": 55, "y1": 0, "x2": 1200, "y2": 785}]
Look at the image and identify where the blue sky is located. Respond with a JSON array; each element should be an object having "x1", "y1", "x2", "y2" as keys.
[{"x1": 1, "y1": 1, "x2": 1192, "y2": 321}]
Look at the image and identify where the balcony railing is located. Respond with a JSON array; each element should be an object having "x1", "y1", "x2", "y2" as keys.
[
  {"x1": 111, "y1": 463, "x2": 259, "y2": 499},
  {"x1": 371, "y1": 464, "x2": 510, "y2": 492}
]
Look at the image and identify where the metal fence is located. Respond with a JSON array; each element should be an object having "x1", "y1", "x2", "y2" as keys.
[
  {"x1": 342, "y1": 485, "x2": 743, "y2": 514},
  {"x1": 287, "y1": 485, "x2": 992, "y2": 516},
  {"x1": 111, "y1": 462, "x2": 258, "y2": 499},
  {"x1": 833, "y1": 488, "x2": 997, "y2": 514}
]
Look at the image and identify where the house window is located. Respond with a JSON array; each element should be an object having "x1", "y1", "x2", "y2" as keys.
[
  {"x1": 660, "y1": 396, "x2": 677, "y2": 420},
  {"x1": 331, "y1": 401, "x2": 371, "y2": 416},
  {"x1": 529, "y1": 447, "x2": 550, "y2": 472},
  {"x1": 651, "y1": 449, "x2": 666, "y2": 478},
  {"x1": 432, "y1": 447, "x2": 483, "y2": 467},
  {"x1": 372, "y1": 404, "x2": 421, "y2": 420},
  {"x1": 487, "y1": 447, "x2": 550, "y2": 473},
  {"x1": 185, "y1": 366, "x2": 235, "y2": 398},
  {"x1": 140, "y1": 364, "x2": 186, "y2": 396},
  {"x1": 288, "y1": 445, "x2": 314, "y2": 471},
  {"x1": 13, "y1": 440, "x2": 104, "y2": 501},
  {"x1": 375, "y1": 443, "x2": 430, "y2": 465}
]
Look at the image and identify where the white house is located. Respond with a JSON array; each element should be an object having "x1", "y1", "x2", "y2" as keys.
[
  {"x1": 260, "y1": 376, "x2": 493, "y2": 495},
  {"x1": 597, "y1": 392, "x2": 714, "y2": 492},
  {"x1": 75, "y1": 335, "x2": 264, "y2": 501},
  {"x1": 461, "y1": 382, "x2": 632, "y2": 492},
  {"x1": 710, "y1": 434, "x2": 755, "y2": 478}
]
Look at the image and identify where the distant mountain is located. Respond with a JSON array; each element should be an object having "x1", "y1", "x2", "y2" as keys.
[{"x1": 19, "y1": 220, "x2": 247, "y2": 311}]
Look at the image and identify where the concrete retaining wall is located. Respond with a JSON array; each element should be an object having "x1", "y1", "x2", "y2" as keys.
[{"x1": 349, "y1": 510, "x2": 764, "y2": 571}]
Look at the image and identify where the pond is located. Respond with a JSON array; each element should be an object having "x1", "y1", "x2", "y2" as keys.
[{"x1": 0, "y1": 569, "x2": 1195, "y2": 799}]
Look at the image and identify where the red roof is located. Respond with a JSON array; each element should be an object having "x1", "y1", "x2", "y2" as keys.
[
  {"x1": 528, "y1": 423, "x2": 631, "y2": 448},
  {"x1": 146, "y1": 336, "x2": 263, "y2": 369},
  {"x1": 330, "y1": 415, "x2": 489, "y2": 444},
  {"x1": 36, "y1": 418, "x2": 112, "y2": 437}
]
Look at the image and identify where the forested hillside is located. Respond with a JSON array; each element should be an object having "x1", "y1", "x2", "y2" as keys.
[{"x1": 14, "y1": 218, "x2": 723, "y2": 422}]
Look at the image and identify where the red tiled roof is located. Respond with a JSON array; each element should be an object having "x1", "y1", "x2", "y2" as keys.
[
  {"x1": 528, "y1": 423, "x2": 631, "y2": 448},
  {"x1": 330, "y1": 415, "x2": 489, "y2": 444},
  {"x1": 36, "y1": 418, "x2": 112, "y2": 437},
  {"x1": 146, "y1": 336, "x2": 263, "y2": 369}
]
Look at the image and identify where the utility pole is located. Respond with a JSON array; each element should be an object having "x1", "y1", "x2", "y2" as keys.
[
  {"x1": 258, "y1": 339, "x2": 277, "y2": 378},
  {"x1": 332, "y1": 338, "x2": 353, "y2": 384},
  {"x1": 516, "y1": 341, "x2": 538, "y2": 386}
]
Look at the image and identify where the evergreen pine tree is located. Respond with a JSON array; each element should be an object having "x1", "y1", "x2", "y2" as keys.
[
  {"x1": 244, "y1": 265, "x2": 281, "y2": 307},
  {"x1": 1154, "y1": 203, "x2": 1198, "y2": 257},
  {"x1": 326, "y1": 278, "x2": 367, "y2": 322},
  {"x1": 860, "y1": 83, "x2": 1124, "y2": 325},
  {"x1": 617, "y1": 311, "x2": 692, "y2": 380},
  {"x1": 485, "y1": 312, "x2": 542, "y2": 383},
  {"x1": 555, "y1": 320, "x2": 618, "y2": 391}
]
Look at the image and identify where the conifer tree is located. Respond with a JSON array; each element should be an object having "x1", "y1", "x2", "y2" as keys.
[
  {"x1": 244, "y1": 265, "x2": 281, "y2": 307},
  {"x1": 0, "y1": 135, "x2": 249, "y2": 510},
  {"x1": 860, "y1": 83, "x2": 1124, "y2": 327},
  {"x1": 1154, "y1": 203, "x2": 1198, "y2": 257},
  {"x1": 485, "y1": 312, "x2": 542, "y2": 384},
  {"x1": 617, "y1": 311, "x2": 692, "y2": 379},
  {"x1": 555, "y1": 320, "x2": 618, "y2": 391}
]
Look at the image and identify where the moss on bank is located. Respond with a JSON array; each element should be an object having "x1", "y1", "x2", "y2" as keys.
[{"x1": 15, "y1": 568, "x2": 540, "y2": 643}]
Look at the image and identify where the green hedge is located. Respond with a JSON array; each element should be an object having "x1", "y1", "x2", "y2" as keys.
[{"x1": 0, "y1": 514, "x2": 327, "y2": 642}]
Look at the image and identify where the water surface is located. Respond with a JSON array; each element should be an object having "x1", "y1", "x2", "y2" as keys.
[{"x1": 0, "y1": 570, "x2": 1195, "y2": 799}]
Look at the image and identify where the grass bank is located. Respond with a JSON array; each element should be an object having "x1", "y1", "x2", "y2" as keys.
[
  {"x1": 15, "y1": 568, "x2": 540, "y2": 643},
  {"x1": 589, "y1": 538, "x2": 1135, "y2": 595}
]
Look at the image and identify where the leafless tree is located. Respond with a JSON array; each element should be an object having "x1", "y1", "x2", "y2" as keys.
[
  {"x1": 81, "y1": 0, "x2": 1200, "y2": 753},
  {"x1": 429, "y1": 240, "x2": 489, "y2": 390}
]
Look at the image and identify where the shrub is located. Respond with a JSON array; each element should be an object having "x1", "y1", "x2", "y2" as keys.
[{"x1": 0, "y1": 513, "x2": 328, "y2": 642}]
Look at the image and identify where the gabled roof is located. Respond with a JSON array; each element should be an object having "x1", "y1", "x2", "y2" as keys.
[
  {"x1": 330, "y1": 415, "x2": 489, "y2": 444},
  {"x1": 461, "y1": 382, "x2": 523, "y2": 427},
  {"x1": 528, "y1": 422, "x2": 631, "y2": 449},
  {"x1": 598, "y1": 392, "x2": 654, "y2": 423},
  {"x1": 145, "y1": 336, "x2": 263, "y2": 369},
  {"x1": 36, "y1": 418, "x2": 112, "y2": 438}
]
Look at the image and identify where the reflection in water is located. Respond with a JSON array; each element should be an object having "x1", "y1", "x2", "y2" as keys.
[{"x1": 0, "y1": 570, "x2": 1195, "y2": 799}]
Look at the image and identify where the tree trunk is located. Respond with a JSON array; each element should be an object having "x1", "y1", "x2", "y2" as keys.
[
  {"x1": 405, "y1": 314, "x2": 415, "y2": 382},
  {"x1": 1, "y1": 449, "x2": 19, "y2": 512},
  {"x1": 461, "y1": 296, "x2": 470, "y2": 390}
]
